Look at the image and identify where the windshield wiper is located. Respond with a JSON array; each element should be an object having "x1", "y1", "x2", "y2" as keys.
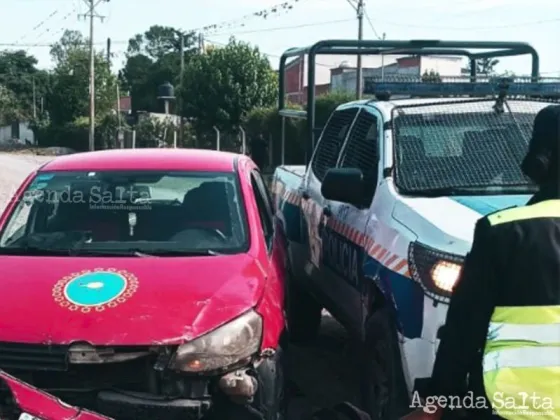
[
  {"x1": 404, "y1": 187, "x2": 482, "y2": 197},
  {"x1": 0, "y1": 245, "x2": 72, "y2": 256},
  {"x1": 70, "y1": 249, "x2": 222, "y2": 257},
  {"x1": 143, "y1": 249, "x2": 223, "y2": 256},
  {"x1": 405, "y1": 184, "x2": 533, "y2": 197}
]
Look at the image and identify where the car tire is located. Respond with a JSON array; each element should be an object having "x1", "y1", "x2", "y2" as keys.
[
  {"x1": 253, "y1": 347, "x2": 287, "y2": 419},
  {"x1": 359, "y1": 306, "x2": 410, "y2": 420},
  {"x1": 284, "y1": 271, "x2": 322, "y2": 344}
]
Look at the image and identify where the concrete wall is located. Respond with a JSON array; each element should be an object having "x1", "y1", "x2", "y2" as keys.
[
  {"x1": 0, "y1": 122, "x2": 34, "y2": 145},
  {"x1": 420, "y1": 56, "x2": 463, "y2": 77}
]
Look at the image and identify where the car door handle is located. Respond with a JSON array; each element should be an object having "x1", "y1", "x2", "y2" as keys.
[{"x1": 323, "y1": 206, "x2": 332, "y2": 217}]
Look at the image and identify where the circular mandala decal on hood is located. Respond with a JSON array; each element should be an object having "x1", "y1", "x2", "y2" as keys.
[{"x1": 52, "y1": 269, "x2": 138, "y2": 313}]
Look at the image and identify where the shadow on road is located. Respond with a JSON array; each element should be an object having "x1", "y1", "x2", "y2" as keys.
[{"x1": 286, "y1": 314, "x2": 362, "y2": 419}]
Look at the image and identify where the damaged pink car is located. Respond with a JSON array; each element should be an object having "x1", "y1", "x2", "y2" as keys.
[{"x1": 0, "y1": 149, "x2": 287, "y2": 419}]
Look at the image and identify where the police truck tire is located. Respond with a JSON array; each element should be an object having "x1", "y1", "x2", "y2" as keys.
[
  {"x1": 360, "y1": 306, "x2": 410, "y2": 420},
  {"x1": 285, "y1": 273, "x2": 322, "y2": 344}
]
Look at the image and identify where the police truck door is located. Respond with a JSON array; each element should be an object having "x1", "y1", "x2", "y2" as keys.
[
  {"x1": 302, "y1": 108, "x2": 359, "y2": 281},
  {"x1": 321, "y1": 107, "x2": 381, "y2": 334}
]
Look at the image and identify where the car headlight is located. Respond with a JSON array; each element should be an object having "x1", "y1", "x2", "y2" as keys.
[
  {"x1": 408, "y1": 241, "x2": 464, "y2": 303},
  {"x1": 169, "y1": 310, "x2": 262, "y2": 373}
]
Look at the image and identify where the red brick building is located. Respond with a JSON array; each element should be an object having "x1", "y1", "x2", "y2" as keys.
[{"x1": 284, "y1": 56, "x2": 330, "y2": 105}]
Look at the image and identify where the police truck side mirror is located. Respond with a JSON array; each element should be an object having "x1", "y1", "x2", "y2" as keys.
[{"x1": 321, "y1": 168, "x2": 365, "y2": 208}]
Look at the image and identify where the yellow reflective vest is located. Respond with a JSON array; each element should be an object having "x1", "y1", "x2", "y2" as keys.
[{"x1": 484, "y1": 199, "x2": 560, "y2": 419}]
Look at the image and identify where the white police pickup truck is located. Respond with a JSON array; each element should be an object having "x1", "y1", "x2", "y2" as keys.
[{"x1": 271, "y1": 39, "x2": 560, "y2": 419}]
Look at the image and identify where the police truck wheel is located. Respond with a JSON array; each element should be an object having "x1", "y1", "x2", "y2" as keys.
[
  {"x1": 360, "y1": 306, "x2": 409, "y2": 420},
  {"x1": 285, "y1": 273, "x2": 322, "y2": 344}
]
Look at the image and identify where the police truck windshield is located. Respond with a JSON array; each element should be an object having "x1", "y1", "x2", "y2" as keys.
[{"x1": 392, "y1": 99, "x2": 550, "y2": 195}]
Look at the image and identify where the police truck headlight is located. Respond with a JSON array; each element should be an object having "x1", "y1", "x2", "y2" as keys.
[
  {"x1": 408, "y1": 241, "x2": 464, "y2": 303},
  {"x1": 169, "y1": 310, "x2": 262, "y2": 373}
]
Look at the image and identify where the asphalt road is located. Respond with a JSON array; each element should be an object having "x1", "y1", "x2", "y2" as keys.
[{"x1": 0, "y1": 152, "x2": 361, "y2": 419}]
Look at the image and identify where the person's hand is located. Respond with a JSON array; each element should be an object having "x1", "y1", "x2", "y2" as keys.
[{"x1": 400, "y1": 407, "x2": 443, "y2": 420}]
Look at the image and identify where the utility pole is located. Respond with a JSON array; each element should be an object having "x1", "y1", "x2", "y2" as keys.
[
  {"x1": 81, "y1": 0, "x2": 108, "y2": 151},
  {"x1": 32, "y1": 77, "x2": 37, "y2": 119},
  {"x1": 198, "y1": 33, "x2": 205, "y2": 54},
  {"x1": 355, "y1": 0, "x2": 364, "y2": 99},
  {"x1": 380, "y1": 32, "x2": 386, "y2": 82},
  {"x1": 106, "y1": 37, "x2": 111, "y2": 64},
  {"x1": 179, "y1": 34, "x2": 185, "y2": 146}
]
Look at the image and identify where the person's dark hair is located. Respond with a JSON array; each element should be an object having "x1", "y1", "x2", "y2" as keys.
[{"x1": 521, "y1": 104, "x2": 560, "y2": 185}]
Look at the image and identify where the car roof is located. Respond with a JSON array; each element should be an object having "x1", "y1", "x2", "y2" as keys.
[{"x1": 41, "y1": 148, "x2": 239, "y2": 172}]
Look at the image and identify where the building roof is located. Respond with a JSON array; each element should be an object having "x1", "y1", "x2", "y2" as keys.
[{"x1": 41, "y1": 149, "x2": 238, "y2": 172}]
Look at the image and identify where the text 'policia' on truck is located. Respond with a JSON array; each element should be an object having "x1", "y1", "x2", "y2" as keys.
[{"x1": 271, "y1": 38, "x2": 560, "y2": 419}]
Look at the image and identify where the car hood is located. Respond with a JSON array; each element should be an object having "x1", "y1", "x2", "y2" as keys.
[
  {"x1": 393, "y1": 194, "x2": 530, "y2": 253},
  {"x1": 0, "y1": 254, "x2": 264, "y2": 345},
  {"x1": 0, "y1": 369, "x2": 111, "y2": 419}
]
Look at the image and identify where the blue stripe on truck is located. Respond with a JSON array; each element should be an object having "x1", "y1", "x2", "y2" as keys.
[
  {"x1": 451, "y1": 195, "x2": 530, "y2": 216},
  {"x1": 364, "y1": 254, "x2": 424, "y2": 339}
]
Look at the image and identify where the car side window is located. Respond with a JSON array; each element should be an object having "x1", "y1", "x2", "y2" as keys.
[
  {"x1": 250, "y1": 171, "x2": 273, "y2": 248},
  {"x1": 0, "y1": 200, "x2": 32, "y2": 246},
  {"x1": 311, "y1": 108, "x2": 359, "y2": 181},
  {"x1": 340, "y1": 109, "x2": 379, "y2": 206}
]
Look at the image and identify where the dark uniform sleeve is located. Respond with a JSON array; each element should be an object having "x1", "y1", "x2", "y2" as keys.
[{"x1": 429, "y1": 217, "x2": 496, "y2": 398}]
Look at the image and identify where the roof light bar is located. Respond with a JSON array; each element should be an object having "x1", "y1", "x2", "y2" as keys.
[{"x1": 364, "y1": 79, "x2": 560, "y2": 97}]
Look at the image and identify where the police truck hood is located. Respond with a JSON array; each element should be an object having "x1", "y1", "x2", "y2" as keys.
[
  {"x1": 0, "y1": 254, "x2": 264, "y2": 345},
  {"x1": 393, "y1": 195, "x2": 530, "y2": 252}
]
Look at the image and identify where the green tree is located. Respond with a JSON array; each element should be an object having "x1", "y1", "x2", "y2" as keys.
[
  {"x1": 120, "y1": 25, "x2": 197, "y2": 112},
  {"x1": 182, "y1": 37, "x2": 277, "y2": 139},
  {"x1": 422, "y1": 70, "x2": 442, "y2": 83},
  {"x1": 47, "y1": 30, "x2": 117, "y2": 126},
  {"x1": 0, "y1": 50, "x2": 48, "y2": 116},
  {"x1": 468, "y1": 57, "x2": 499, "y2": 75},
  {"x1": 0, "y1": 85, "x2": 23, "y2": 125}
]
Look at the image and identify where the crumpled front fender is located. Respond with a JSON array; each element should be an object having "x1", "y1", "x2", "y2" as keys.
[{"x1": 0, "y1": 370, "x2": 111, "y2": 420}]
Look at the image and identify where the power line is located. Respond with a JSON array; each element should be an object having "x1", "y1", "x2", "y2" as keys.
[
  {"x1": 198, "y1": 0, "x2": 307, "y2": 34},
  {"x1": 35, "y1": 8, "x2": 77, "y2": 42},
  {"x1": 17, "y1": 10, "x2": 60, "y2": 44},
  {"x1": 204, "y1": 38, "x2": 334, "y2": 68},
  {"x1": 0, "y1": 18, "x2": 354, "y2": 48},
  {"x1": 363, "y1": 8, "x2": 381, "y2": 39},
  {"x1": 375, "y1": 17, "x2": 560, "y2": 30},
  {"x1": 211, "y1": 18, "x2": 353, "y2": 36}
]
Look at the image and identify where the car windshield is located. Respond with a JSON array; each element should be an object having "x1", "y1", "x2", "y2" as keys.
[
  {"x1": 392, "y1": 99, "x2": 551, "y2": 196},
  {"x1": 0, "y1": 170, "x2": 248, "y2": 256}
]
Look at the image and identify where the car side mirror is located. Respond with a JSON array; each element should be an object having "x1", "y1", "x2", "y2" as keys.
[{"x1": 321, "y1": 168, "x2": 364, "y2": 207}]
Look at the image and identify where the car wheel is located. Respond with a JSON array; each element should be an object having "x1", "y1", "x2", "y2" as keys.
[
  {"x1": 360, "y1": 306, "x2": 410, "y2": 420},
  {"x1": 284, "y1": 271, "x2": 322, "y2": 344},
  {"x1": 253, "y1": 346, "x2": 287, "y2": 419}
]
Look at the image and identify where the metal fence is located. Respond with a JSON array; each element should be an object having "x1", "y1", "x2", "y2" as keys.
[
  {"x1": 112, "y1": 126, "x2": 279, "y2": 173},
  {"x1": 116, "y1": 126, "x2": 247, "y2": 154}
]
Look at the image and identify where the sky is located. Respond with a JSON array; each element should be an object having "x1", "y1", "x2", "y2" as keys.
[{"x1": 1, "y1": 0, "x2": 559, "y2": 76}]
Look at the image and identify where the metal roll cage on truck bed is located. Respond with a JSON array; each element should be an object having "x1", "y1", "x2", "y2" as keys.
[{"x1": 277, "y1": 39, "x2": 555, "y2": 162}]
